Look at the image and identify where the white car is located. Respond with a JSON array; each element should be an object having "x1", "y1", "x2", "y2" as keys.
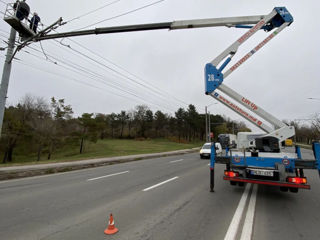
[{"x1": 200, "y1": 142, "x2": 222, "y2": 159}]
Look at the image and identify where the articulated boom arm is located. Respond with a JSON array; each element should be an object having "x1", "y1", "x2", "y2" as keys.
[{"x1": 205, "y1": 7, "x2": 295, "y2": 142}]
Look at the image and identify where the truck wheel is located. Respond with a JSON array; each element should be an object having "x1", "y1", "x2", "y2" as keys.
[
  {"x1": 289, "y1": 188, "x2": 298, "y2": 193},
  {"x1": 230, "y1": 181, "x2": 236, "y2": 186},
  {"x1": 280, "y1": 187, "x2": 288, "y2": 192},
  {"x1": 238, "y1": 182, "x2": 244, "y2": 187}
]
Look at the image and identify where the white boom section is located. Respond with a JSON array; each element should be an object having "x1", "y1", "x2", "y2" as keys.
[
  {"x1": 210, "y1": 91, "x2": 295, "y2": 142},
  {"x1": 210, "y1": 91, "x2": 273, "y2": 133},
  {"x1": 170, "y1": 15, "x2": 265, "y2": 29},
  {"x1": 210, "y1": 10, "x2": 277, "y2": 66},
  {"x1": 223, "y1": 22, "x2": 290, "y2": 79},
  {"x1": 218, "y1": 84, "x2": 285, "y2": 129}
]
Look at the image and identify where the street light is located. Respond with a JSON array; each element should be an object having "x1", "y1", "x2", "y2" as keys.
[{"x1": 205, "y1": 102, "x2": 218, "y2": 142}]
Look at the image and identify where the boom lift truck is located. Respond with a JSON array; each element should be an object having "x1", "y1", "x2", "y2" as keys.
[
  {"x1": 204, "y1": 7, "x2": 320, "y2": 193},
  {"x1": 2, "y1": 4, "x2": 320, "y2": 192}
]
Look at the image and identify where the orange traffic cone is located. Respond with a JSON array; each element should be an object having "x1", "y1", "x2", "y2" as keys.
[{"x1": 104, "y1": 214, "x2": 119, "y2": 235}]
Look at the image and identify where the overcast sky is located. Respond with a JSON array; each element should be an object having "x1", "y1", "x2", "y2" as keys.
[{"x1": 0, "y1": 0, "x2": 319, "y2": 132}]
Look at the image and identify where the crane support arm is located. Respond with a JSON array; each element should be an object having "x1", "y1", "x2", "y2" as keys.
[
  {"x1": 218, "y1": 84, "x2": 286, "y2": 129},
  {"x1": 210, "y1": 91, "x2": 273, "y2": 132}
]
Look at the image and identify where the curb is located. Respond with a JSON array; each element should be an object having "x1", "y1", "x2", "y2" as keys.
[{"x1": 0, "y1": 148, "x2": 200, "y2": 181}]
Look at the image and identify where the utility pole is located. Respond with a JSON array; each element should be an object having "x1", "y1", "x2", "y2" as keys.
[{"x1": 0, "y1": 27, "x2": 16, "y2": 137}]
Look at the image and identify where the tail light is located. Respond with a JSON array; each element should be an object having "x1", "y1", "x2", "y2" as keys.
[
  {"x1": 224, "y1": 171, "x2": 239, "y2": 178},
  {"x1": 287, "y1": 177, "x2": 307, "y2": 184}
]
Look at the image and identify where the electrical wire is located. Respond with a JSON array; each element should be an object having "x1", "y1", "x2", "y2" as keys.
[
  {"x1": 78, "y1": 0, "x2": 166, "y2": 30},
  {"x1": 67, "y1": 38, "x2": 190, "y2": 106},
  {"x1": 38, "y1": 5, "x2": 192, "y2": 110},
  {"x1": 0, "y1": 0, "x2": 8, "y2": 5},
  {"x1": 8, "y1": 56, "x2": 145, "y2": 105},
  {"x1": 23, "y1": 45, "x2": 177, "y2": 112},
  {"x1": 0, "y1": 53, "x2": 174, "y2": 112},
  {"x1": 61, "y1": 43, "x2": 182, "y2": 106},
  {"x1": 0, "y1": 28, "x2": 10, "y2": 34},
  {"x1": 35, "y1": 29, "x2": 189, "y2": 110},
  {"x1": 26, "y1": 44, "x2": 176, "y2": 109},
  {"x1": 55, "y1": 38, "x2": 190, "y2": 109},
  {"x1": 65, "y1": 0, "x2": 121, "y2": 24},
  {"x1": 39, "y1": 39, "x2": 187, "y2": 111}
]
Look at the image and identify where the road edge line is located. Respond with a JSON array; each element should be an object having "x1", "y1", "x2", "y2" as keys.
[
  {"x1": 240, "y1": 184, "x2": 258, "y2": 240},
  {"x1": 224, "y1": 183, "x2": 251, "y2": 240}
]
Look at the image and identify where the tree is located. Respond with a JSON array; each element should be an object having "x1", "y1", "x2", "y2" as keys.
[
  {"x1": 175, "y1": 108, "x2": 186, "y2": 142},
  {"x1": 46, "y1": 97, "x2": 73, "y2": 160},
  {"x1": 78, "y1": 113, "x2": 98, "y2": 154},
  {"x1": 134, "y1": 105, "x2": 150, "y2": 137},
  {"x1": 127, "y1": 110, "x2": 135, "y2": 138},
  {"x1": 108, "y1": 113, "x2": 118, "y2": 138},
  {"x1": 50, "y1": 97, "x2": 73, "y2": 121},
  {"x1": 154, "y1": 110, "x2": 167, "y2": 137},
  {"x1": 28, "y1": 97, "x2": 52, "y2": 161},
  {"x1": 186, "y1": 104, "x2": 199, "y2": 141},
  {"x1": 1, "y1": 106, "x2": 26, "y2": 163},
  {"x1": 118, "y1": 111, "x2": 129, "y2": 138},
  {"x1": 145, "y1": 109, "x2": 153, "y2": 137},
  {"x1": 95, "y1": 113, "x2": 109, "y2": 140}
]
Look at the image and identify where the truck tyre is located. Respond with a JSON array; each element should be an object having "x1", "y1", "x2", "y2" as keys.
[
  {"x1": 280, "y1": 187, "x2": 288, "y2": 192},
  {"x1": 289, "y1": 188, "x2": 298, "y2": 193},
  {"x1": 238, "y1": 182, "x2": 244, "y2": 187},
  {"x1": 230, "y1": 181, "x2": 236, "y2": 186}
]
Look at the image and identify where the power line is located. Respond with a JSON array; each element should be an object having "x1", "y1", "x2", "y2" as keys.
[
  {"x1": 0, "y1": 0, "x2": 8, "y2": 5},
  {"x1": 25, "y1": 44, "x2": 177, "y2": 111},
  {"x1": 54, "y1": 38, "x2": 191, "y2": 108},
  {"x1": 23, "y1": 45, "x2": 177, "y2": 112},
  {"x1": 0, "y1": 28, "x2": 10, "y2": 34},
  {"x1": 61, "y1": 42, "x2": 182, "y2": 106},
  {"x1": 78, "y1": 0, "x2": 166, "y2": 30},
  {"x1": 38, "y1": 9, "x2": 191, "y2": 109},
  {"x1": 0, "y1": 53, "x2": 173, "y2": 112},
  {"x1": 35, "y1": 29, "x2": 188, "y2": 109},
  {"x1": 45, "y1": 38, "x2": 186, "y2": 109},
  {"x1": 67, "y1": 38, "x2": 190, "y2": 106},
  {"x1": 65, "y1": 0, "x2": 121, "y2": 24}
]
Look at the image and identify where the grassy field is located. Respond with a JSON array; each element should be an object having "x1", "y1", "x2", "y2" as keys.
[{"x1": 1, "y1": 138, "x2": 202, "y2": 166}]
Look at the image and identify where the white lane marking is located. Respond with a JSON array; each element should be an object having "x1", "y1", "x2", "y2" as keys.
[
  {"x1": 240, "y1": 184, "x2": 258, "y2": 240},
  {"x1": 169, "y1": 159, "x2": 184, "y2": 163},
  {"x1": 0, "y1": 164, "x2": 125, "y2": 184},
  {"x1": 142, "y1": 176, "x2": 179, "y2": 192},
  {"x1": 224, "y1": 183, "x2": 251, "y2": 240},
  {"x1": 87, "y1": 171, "x2": 129, "y2": 181},
  {"x1": 208, "y1": 163, "x2": 210, "y2": 166}
]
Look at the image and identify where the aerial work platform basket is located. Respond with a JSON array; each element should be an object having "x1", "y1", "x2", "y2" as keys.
[{"x1": 3, "y1": 2, "x2": 38, "y2": 40}]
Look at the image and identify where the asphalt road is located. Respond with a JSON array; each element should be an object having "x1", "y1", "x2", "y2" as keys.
[{"x1": 0, "y1": 147, "x2": 319, "y2": 240}]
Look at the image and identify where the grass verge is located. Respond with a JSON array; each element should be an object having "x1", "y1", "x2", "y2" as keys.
[{"x1": 1, "y1": 138, "x2": 202, "y2": 166}]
